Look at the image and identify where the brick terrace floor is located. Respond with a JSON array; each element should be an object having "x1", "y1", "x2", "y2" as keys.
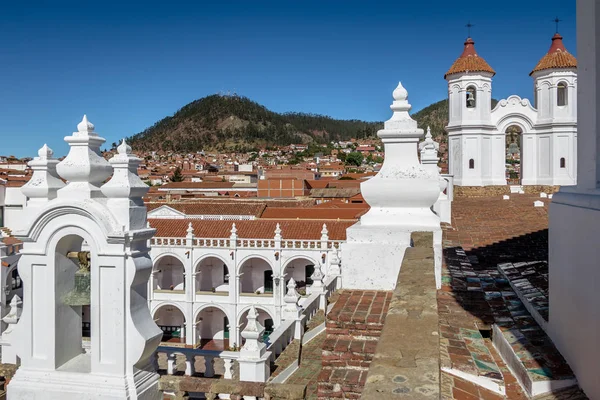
[
  {"x1": 287, "y1": 332, "x2": 327, "y2": 400},
  {"x1": 440, "y1": 194, "x2": 587, "y2": 400},
  {"x1": 443, "y1": 194, "x2": 550, "y2": 251}
]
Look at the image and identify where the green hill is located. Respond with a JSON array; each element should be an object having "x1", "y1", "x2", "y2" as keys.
[
  {"x1": 411, "y1": 98, "x2": 499, "y2": 141},
  {"x1": 126, "y1": 94, "x2": 382, "y2": 153},
  {"x1": 126, "y1": 94, "x2": 497, "y2": 152}
]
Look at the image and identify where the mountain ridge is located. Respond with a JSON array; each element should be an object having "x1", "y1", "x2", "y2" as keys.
[{"x1": 125, "y1": 94, "x2": 494, "y2": 152}]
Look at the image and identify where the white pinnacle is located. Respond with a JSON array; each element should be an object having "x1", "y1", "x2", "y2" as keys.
[
  {"x1": 77, "y1": 114, "x2": 95, "y2": 134},
  {"x1": 392, "y1": 81, "x2": 408, "y2": 101},
  {"x1": 117, "y1": 138, "x2": 132, "y2": 155},
  {"x1": 37, "y1": 144, "x2": 53, "y2": 159}
]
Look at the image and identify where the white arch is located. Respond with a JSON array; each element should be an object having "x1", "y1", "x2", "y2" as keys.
[
  {"x1": 236, "y1": 254, "x2": 274, "y2": 275},
  {"x1": 193, "y1": 253, "x2": 231, "y2": 271},
  {"x1": 153, "y1": 252, "x2": 186, "y2": 269},
  {"x1": 237, "y1": 305, "x2": 274, "y2": 325},
  {"x1": 194, "y1": 304, "x2": 231, "y2": 323},
  {"x1": 25, "y1": 202, "x2": 119, "y2": 245},
  {"x1": 151, "y1": 302, "x2": 187, "y2": 321},
  {"x1": 282, "y1": 255, "x2": 319, "y2": 274},
  {"x1": 463, "y1": 81, "x2": 483, "y2": 90},
  {"x1": 496, "y1": 114, "x2": 535, "y2": 135}
]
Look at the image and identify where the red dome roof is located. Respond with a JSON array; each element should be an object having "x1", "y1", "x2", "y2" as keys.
[
  {"x1": 445, "y1": 38, "x2": 495, "y2": 79},
  {"x1": 530, "y1": 33, "x2": 577, "y2": 75}
]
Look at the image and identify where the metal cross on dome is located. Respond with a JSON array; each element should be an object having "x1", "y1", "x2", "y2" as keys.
[
  {"x1": 466, "y1": 21, "x2": 474, "y2": 38},
  {"x1": 554, "y1": 17, "x2": 562, "y2": 33}
]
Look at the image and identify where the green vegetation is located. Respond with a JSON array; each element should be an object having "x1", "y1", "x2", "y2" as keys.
[
  {"x1": 411, "y1": 98, "x2": 499, "y2": 140},
  {"x1": 170, "y1": 167, "x2": 184, "y2": 182},
  {"x1": 345, "y1": 152, "x2": 364, "y2": 166},
  {"x1": 127, "y1": 94, "x2": 382, "y2": 152},
  {"x1": 125, "y1": 94, "x2": 497, "y2": 153}
]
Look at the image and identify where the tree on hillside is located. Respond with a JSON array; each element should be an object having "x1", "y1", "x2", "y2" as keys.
[
  {"x1": 345, "y1": 152, "x2": 364, "y2": 166},
  {"x1": 171, "y1": 167, "x2": 184, "y2": 182}
]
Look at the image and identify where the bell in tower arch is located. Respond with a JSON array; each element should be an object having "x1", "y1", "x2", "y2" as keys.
[{"x1": 62, "y1": 251, "x2": 91, "y2": 306}]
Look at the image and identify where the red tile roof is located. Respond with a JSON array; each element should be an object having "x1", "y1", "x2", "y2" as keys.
[
  {"x1": 260, "y1": 207, "x2": 366, "y2": 220},
  {"x1": 530, "y1": 34, "x2": 577, "y2": 75},
  {"x1": 2, "y1": 237, "x2": 22, "y2": 245},
  {"x1": 161, "y1": 182, "x2": 236, "y2": 189},
  {"x1": 445, "y1": 38, "x2": 495, "y2": 79},
  {"x1": 150, "y1": 219, "x2": 354, "y2": 240},
  {"x1": 146, "y1": 201, "x2": 266, "y2": 217}
]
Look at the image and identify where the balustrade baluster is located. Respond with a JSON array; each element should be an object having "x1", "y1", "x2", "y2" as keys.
[
  {"x1": 204, "y1": 355, "x2": 215, "y2": 378},
  {"x1": 185, "y1": 354, "x2": 194, "y2": 376},
  {"x1": 223, "y1": 358, "x2": 233, "y2": 379},
  {"x1": 167, "y1": 353, "x2": 176, "y2": 375}
]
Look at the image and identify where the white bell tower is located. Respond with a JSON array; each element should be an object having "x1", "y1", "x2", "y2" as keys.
[
  {"x1": 8, "y1": 117, "x2": 162, "y2": 400},
  {"x1": 530, "y1": 33, "x2": 578, "y2": 185},
  {"x1": 446, "y1": 38, "x2": 506, "y2": 186}
]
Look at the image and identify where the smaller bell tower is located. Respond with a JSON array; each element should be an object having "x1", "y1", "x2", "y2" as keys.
[
  {"x1": 9, "y1": 117, "x2": 162, "y2": 400},
  {"x1": 445, "y1": 37, "x2": 506, "y2": 186}
]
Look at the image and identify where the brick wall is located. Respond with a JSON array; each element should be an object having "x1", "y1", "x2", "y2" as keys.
[
  {"x1": 257, "y1": 178, "x2": 308, "y2": 198},
  {"x1": 318, "y1": 290, "x2": 392, "y2": 399}
]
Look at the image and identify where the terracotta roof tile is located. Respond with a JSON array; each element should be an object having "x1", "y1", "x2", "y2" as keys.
[
  {"x1": 445, "y1": 38, "x2": 495, "y2": 79},
  {"x1": 310, "y1": 188, "x2": 361, "y2": 198},
  {"x1": 326, "y1": 180, "x2": 362, "y2": 189},
  {"x1": 530, "y1": 34, "x2": 577, "y2": 75},
  {"x1": 146, "y1": 201, "x2": 265, "y2": 217},
  {"x1": 161, "y1": 182, "x2": 235, "y2": 189},
  {"x1": 150, "y1": 219, "x2": 354, "y2": 240},
  {"x1": 313, "y1": 200, "x2": 369, "y2": 209},
  {"x1": 260, "y1": 207, "x2": 366, "y2": 220},
  {"x1": 2, "y1": 237, "x2": 22, "y2": 245}
]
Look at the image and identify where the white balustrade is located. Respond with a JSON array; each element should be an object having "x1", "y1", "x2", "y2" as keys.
[
  {"x1": 158, "y1": 348, "x2": 238, "y2": 379},
  {"x1": 324, "y1": 275, "x2": 338, "y2": 301},
  {"x1": 152, "y1": 236, "x2": 344, "y2": 250},
  {"x1": 265, "y1": 319, "x2": 295, "y2": 363},
  {"x1": 301, "y1": 292, "x2": 321, "y2": 321}
]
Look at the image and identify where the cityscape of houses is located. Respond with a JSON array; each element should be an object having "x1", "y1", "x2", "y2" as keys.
[{"x1": 1, "y1": 3, "x2": 599, "y2": 399}]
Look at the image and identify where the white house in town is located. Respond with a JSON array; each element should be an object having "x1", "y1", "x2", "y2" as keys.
[{"x1": 446, "y1": 33, "x2": 577, "y2": 186}]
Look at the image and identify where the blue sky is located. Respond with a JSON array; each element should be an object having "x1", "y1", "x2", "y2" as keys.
[{"x1": 0, "y1": 0, "x2": 575, "y2": 157}]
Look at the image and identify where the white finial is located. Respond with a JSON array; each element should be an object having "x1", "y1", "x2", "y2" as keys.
[
  {"x1": 231, "y1": 223, "x2": 237, "y2": 234},
  {"x1": 186, "y1": 222, "x2": 194, "y2": 236},
  {"x1": 38, "y1": 144, "x2": 53, "y2": 159},
  {"x1": 77, "y1": 114, "x2": 95, "y2": 134},
  {"x1": 284, "y1": 278, "x2": 300, "y2": 305},
  {"x1": 420, "y1": 125, "x2": 439, "y2": 155},
  {"x1": 117, "y1": 138, "x2": 132, "y2": 155},
  {"x1": 311, "y1": 265, "x2": 324, "y2": 287},
  {"x1": 2, "y1": 294, "x2": 22, "y2": 326},
  {"x1": 274, "y1": 223, "x2": 282, "y2": 239},
  {"x1": 321, "y1": 223, "x2": 328, "y2": 236},
  {"x1": 287, "y1": 278, "x2": 297, "y2": 291},
  {"x1": 392, "y1": 81, "x2": 408, "y2": 101},
  {"x1": 240, "y1": 306, "x2": 266, "y2": 353}
]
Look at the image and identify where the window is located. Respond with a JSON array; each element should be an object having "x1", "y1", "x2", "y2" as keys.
[
  {"x1": 560, "y1": 157, "x2": 566, "y2": 168},
  {"x1": 11, "y1": 269, "x2": 22, "y2": 290},
  {"x1": 469, "y1": 159, "x2": 475, "y2": 169},
  {"x1": 466, "y1": 86, "x2": 477, "y2": 108},
  {"x1": 223, "y1": 265, "x2": 229, "y2": 283},
  {"x1": 557, "y1": 82, "x2": 568, "y2": 106}
]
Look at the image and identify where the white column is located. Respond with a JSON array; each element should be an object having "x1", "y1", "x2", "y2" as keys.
[{"x1": 548, "y1": 2, "x2": 600, "y2": 399}]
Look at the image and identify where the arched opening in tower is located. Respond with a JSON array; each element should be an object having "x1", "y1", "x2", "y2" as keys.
[{"x1": 505, "y1": 125, "x2": 523, "y2": 184}]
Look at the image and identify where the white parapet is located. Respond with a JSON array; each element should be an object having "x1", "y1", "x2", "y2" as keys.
[{"x1": 341, "y1": 83, "x2": 442, "y2": 290}]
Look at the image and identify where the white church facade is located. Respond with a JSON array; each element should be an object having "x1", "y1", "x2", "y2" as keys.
[{"x1": 446, "y1": 34, "x2": 578, "y2": 187}]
